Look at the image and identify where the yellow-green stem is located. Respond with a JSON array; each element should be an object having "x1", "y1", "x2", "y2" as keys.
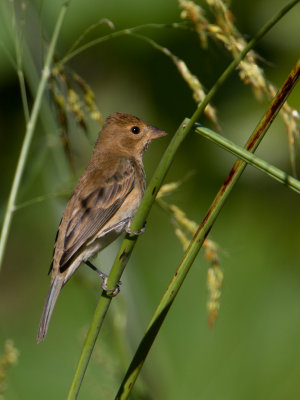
[{"x1": 0, "y1": 0, "x2": 71, "y2": 270}]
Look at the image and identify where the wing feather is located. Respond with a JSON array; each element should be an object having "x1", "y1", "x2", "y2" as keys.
[{"x1": 57, "y1": 159, "x2": 135, "y2": 272}]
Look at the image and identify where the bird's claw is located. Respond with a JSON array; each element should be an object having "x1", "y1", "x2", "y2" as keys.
[
  {"x1": 85, "y1": 261, "x2": 122, "y2": 296},
  {"x1": 125, "y1": 221, "x2": 146, "y2": 236},
  {"x1": 101, "y1": 276, "x2": 122, "y2": 297}
]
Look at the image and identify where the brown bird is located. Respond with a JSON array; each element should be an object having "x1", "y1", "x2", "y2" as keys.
[{"x1": 37, "y1": 112, "x2": 166, "y2": 343}]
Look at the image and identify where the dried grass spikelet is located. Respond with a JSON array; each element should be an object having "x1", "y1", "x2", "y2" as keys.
[
  {"x1": 204, "y1": 238, "x2": 223, "y2": 327},
  {"x1": 73, "y1": 73, "x2": 103, "y2": 124},
  {"x1": 50, "y1": 65, "x2": 103, "y2": 171},
  {"x1": 268, "y1": 83, "x2": 300, "y2": 176},
  {"x1": 157, "y1": 180, "x2": 223, "y2": 326},
  {"x1": 174, "y1": 226, "x2": 190, "y2": 250},
  {"x1": 175, "y1": 59, "x2": 219, "y2": 128},
  {"x1": 179, "y1": 0, "x2": 300, "y2": 173},
  {"x1": 179, "y1": 0, "x2": 268, "y2": 98},
  {"x1": 49, "y1": 71, "x2": 75, "y2": 171},
  {"x1": 178, "y1": 0, "x2": 209, "y2": 47},
  {"x1": 51, "y1": 65, "x2": 102, "y2": 131},
  {"x1": 156, "y1": 181, "x2": 183, "y2": 199},
  {"x1": 161, "y1": 45, "x2": 219, "y2": 128},
  {"x1": 207, "y1": 259, "x2": 223, "y2": 327},
  {"x1": 0, "y1": 340, "x2": 19, "y2": 398},
  {"x1": 67, "y1": 88, "x2": 87, "y2": 130}
]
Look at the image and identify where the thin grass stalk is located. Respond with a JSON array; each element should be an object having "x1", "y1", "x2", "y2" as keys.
[
  {"x1": 195, "y1": 123, "x2": 300, "y2": 193},
  {"x1": 66, "y1": 2, "x2": 299, "y2": 398},
  {"x1": 21, "y1": 39, "x2": 72, "y2": 185},
  {"x1": 116, "y1": 58, "x2": 300, "y2": 400},
  {"x1": 17, "y1": 69, "x2": 30, "y2": 122},
  {"x1": 12, "y1": 1, "x2": 30, "y2": 122},
  {"x1": 58, "y1": 23, "x2": 187, "y2": 66},
  {"x1": 0, "y1": 0, "x2": 71, "y2": 270}
]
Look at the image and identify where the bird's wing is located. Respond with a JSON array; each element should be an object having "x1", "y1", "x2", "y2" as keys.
[{"x1": 57, "y1": 159, "x2": 135, "y2": 272}]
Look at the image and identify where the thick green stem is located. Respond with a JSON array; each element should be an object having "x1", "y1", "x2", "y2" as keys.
[
  {"x1": 67, "y1": 2, "x2": 299, "y2": 398},
  {"x1": 0, "y1": 0, "x2": 70, "y2": 270},
  {"x1": 115, "y1": 58, "x2": 300, "y2": 400}
]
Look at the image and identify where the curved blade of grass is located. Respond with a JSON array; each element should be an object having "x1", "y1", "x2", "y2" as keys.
[{"x1": 67, "y1": 2, "x2": 299, "y2": 399}]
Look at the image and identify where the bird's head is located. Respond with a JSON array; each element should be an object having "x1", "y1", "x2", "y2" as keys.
[{"x1": 97, "y1": 112, "x2": 167, "y2": 157}]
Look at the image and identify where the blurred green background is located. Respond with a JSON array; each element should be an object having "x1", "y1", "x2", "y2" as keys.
[{"x1": 0, "y1": 0, "x2": 300, "y2": 399}]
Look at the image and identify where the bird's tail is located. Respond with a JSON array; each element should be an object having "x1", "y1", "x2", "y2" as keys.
[{"x1": 37, "y1": 276, "x2": 64, "y2": 343}]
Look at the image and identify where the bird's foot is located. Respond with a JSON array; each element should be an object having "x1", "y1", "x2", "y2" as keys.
[
  {"x1": 125, "y1": 221, "x2": 146, "y2": 236},
  {"x1": 85, "y1": 260, "x2": 121, "y2": 297},
  {"x1": 101, "y1": 276, "x2": 122, "y2": 297}
]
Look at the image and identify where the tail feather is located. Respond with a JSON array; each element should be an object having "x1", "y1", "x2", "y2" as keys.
[{"x1": 37, "y1": 277, "x2": 64, "y2": 343}]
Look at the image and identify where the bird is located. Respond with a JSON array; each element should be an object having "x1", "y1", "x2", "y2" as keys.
[{"x1": 37, "y1": 112, "x2": 167, "y2": 343}]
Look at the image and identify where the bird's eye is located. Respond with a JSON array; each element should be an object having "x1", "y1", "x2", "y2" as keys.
[{"x1": 130, "y1": 126, "x2": 140, "y2": 134}]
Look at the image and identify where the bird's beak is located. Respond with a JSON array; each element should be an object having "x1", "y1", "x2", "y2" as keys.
[{"x1": 149, "y1": 126, "x2": 168, "y2": 140}]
